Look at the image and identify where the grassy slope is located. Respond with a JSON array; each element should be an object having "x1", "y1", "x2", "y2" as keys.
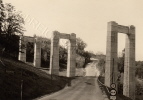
[{"x1": 0, "y1": 57, "x2": 69, "y2": 100}]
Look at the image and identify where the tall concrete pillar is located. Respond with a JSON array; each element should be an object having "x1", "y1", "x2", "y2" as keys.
[
  {"x1": 18, "y1": 36, "x2": 26, "y2": 62},
  {"x1": 123, "y1": 26, "x2": 135, "y2": 100},
  {"x1": 105, "y1": 21, "x2": 118, "y2": 88},
  {"x1": 33, "y1": 36, "x2": 41, "y2": 67},
  {"x1": 67, "y1": 33, "x2": 76, "y2": 77},
  {"x1": 49, "y1": 31, "x2": 60, "y2": 75}
]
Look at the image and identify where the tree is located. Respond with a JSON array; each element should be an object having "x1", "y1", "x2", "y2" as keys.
[
  {"x1": 0, "y1": 3, "x2": 25, "y2": 36},
  {"x1": 118, "y1": 57, "x2": 124, "y2": 73},
  {"x1": 96, "y1": 52, "x2": 106, "y2": 76},
  {"x1": 5, "y1": 3, "x2": 25, "y2": 36},
  {"x1": 76, "y1": 37, "x2": 87, "y2": 55},
  {"x1": 0, "y1": 0, "x2": 6, "y2": 34},
  {"x1": 0, "y1": 2, "x2": 25, "y2": 57},
  {"x1": 135, "y1": 61, "x2": 143, "y2": 78},
  {"x1": 41, "y1": 38, "x2": 51, "y2": 67},
  {"x1": 117, "y1": 49, "x2": 125, "y2": 73},
  {"x1": 59, "y1": 46, "x2": 67, "y2": 64},
  {"x1": 26, "y1": 42, "x2": 34, "y2": 62},
  {"x1": 76, "y1": 38, "x2": 96, "y2": 68},
  {"x1": 82, "y1": 51, "x2": 92, "y2": 68}
]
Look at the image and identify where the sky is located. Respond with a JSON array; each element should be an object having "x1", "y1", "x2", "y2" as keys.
[{"x1": 3, "y1": 0, "x2": 143, "y2": 61}]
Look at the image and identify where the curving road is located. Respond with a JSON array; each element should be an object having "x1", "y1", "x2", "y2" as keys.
[
  {"x1": 37, "y1": 61, "x2": 104, "y2": 100},
  {"x1": 85, "y1": 61, "x2": 100, "y2": 77}
]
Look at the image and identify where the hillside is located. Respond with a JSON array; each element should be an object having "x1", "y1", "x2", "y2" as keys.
[{"x1": 0, "y1": 57, "x2": 70, "y2": 100}]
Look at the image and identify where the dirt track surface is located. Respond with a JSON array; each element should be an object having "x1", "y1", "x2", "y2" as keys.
[
  {"x1": 37, "y1": 61, "x2": 104, "y2": 100},
  {"x1": 37, "y1": 77, "x2": 104, "y2": 100}
]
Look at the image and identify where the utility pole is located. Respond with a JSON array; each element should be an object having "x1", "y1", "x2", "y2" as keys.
[
  {"x1": 21, "y1": 69, "x2": 23, "y2": 100},
  {"x1": 112, "y1": 58, "x2": 114, "y2": 83},
  {"x1": 21, "y1": 80, "x2": 23, "y2": 100}
]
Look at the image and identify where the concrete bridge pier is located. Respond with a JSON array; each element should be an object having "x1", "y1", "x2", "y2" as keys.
[
  {"x1": 105, "y1": 21, "x2": 118, "y2": 89},
  {"x1": 123, "y1": 25, "x2": 135, "y2": 100},
  {"x1": 18, "y1": 36, "x2": 26, "y2": 62},
  {"x1": 33, "y1": 36, "x2": 42, "y2": 67},
  {"x1": 49, "y1": 31, "x2": 60, "y2": 75},
  {"x1": 105, "y1": 21, "x2": 136, "y2": 100},
  {"x1": 67, "y1": 33, "x2": 76, "y2": 77},
  {"x1": 49, "y1": 31, "x2": 76, "y2": 77}
]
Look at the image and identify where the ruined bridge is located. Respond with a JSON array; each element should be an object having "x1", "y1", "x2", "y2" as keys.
[
  {"x1": 18, "y1": 31, "x2": 76, "y2": 77},
  {"x1": 105, "y1": 21, "x2": 135, "y2": 100},
  {"x1": 18, "y1": 21, "x2": 136, "y2": 100}
]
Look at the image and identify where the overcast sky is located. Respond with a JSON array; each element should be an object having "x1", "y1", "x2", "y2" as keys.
[{"x1": 3, "y1": 0, "x2": 143, "y2": 61}]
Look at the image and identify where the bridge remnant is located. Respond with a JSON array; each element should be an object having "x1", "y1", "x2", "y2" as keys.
[
  {"x1": 105, "y1": 21, "x2": 135, "y2": 100},
  {"x1": 18, "y1": 35, "x2": 48, "y2": 67},
  {"x1": 33, "y1": 35, "x2": 42, "y2": 67},
  {"x1": 18, "y1": 36, "x2": 26, "y2": 62},
  {"x1": 49, "y1": 31, "x2": 76, "y2": 77}
]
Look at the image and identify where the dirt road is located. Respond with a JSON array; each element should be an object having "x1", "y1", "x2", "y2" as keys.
[{"x1": 37, "y1": 62, "x2": 104, "y2": 100}]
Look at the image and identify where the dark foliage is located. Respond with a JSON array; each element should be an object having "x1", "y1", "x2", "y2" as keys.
[
  {"x1": 0, "y1": 34, "x2": 19, "y2": 59},
  {"x1": 136, "y1": 61, "x2": 143, "y2": 78},
  {"x1": 0, "y1": 2, "x2": 24, "y2": 58},
  {"x1": 26, "y1": 42, "x2": 34, "y2": 62}
]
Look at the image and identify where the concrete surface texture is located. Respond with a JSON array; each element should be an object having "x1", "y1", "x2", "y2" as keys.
[
  {"x1": 105, "y1": 21, "x2": 136, "y2": 100},
  {"x1": 49, "y1": 31, "x2": 76, "y2": 77}
]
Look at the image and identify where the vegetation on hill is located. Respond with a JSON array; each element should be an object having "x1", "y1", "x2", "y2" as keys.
[
  {"x1": 136, "y1": 61, "x2": 143, "y2": 78},
  {"x1": 96, "y1": 50, "x2": 143, "y2": 99},
  {"x1": 0, "y1": 1, "x2": 95, "y2": 100},
  {"x1": 26, "y1": 37, "x2": 93, "y2": 69},
  {"x1": 0, "y1": 2, "x2": 73, "y2": 100},
  {"x1": 96, "y1": 50, "x2": 143, "y2": 79},
  {"x1": 0, "y1": 57, "x2": 70, "y2": 100},
  {"x1": 0, "y1": 1, "x2": 25, "y2": 58},
  {"x1": 0, "y1": 1, "x2": 94, "y2": 69},
  {"x1": 96, "y1": 52, "x2": 106, "y2": 76}
]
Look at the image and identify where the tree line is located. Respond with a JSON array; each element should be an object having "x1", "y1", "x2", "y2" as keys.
[
  {"x1": 0, "y1": 1, "x2": 24, "y2": 58},
  {"x1": 26, "y1": 37, "x2": 93, "y2": 69},
  {"x1": 97, "y1": 50, "x2": 143, "y2": 79},
  {"x1": 0, "y1": 1, "x2": 94, "y2": 68}
]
